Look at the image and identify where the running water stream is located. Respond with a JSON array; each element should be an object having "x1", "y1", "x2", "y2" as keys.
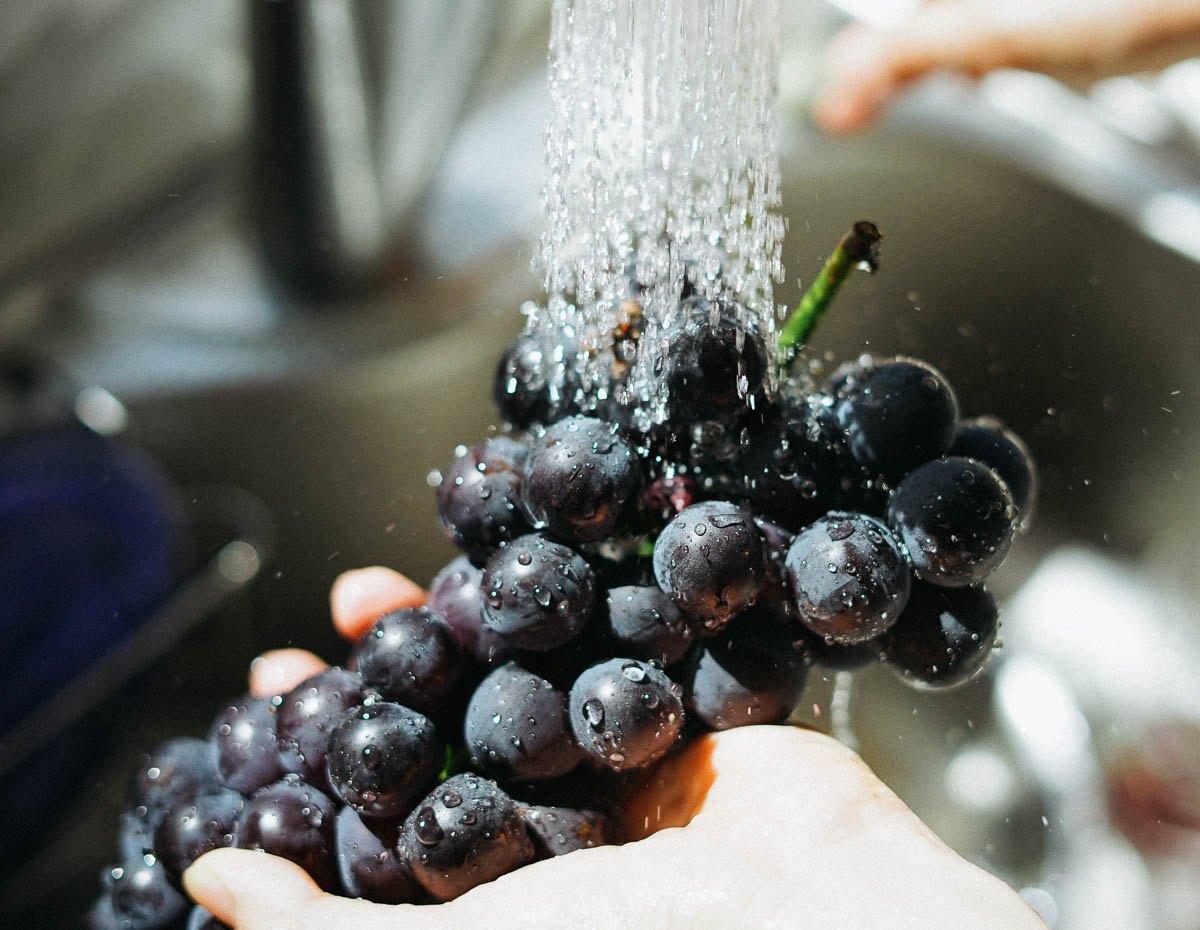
[{"x1": 528, "y1": 0, "x2": 786, "y2": 430}]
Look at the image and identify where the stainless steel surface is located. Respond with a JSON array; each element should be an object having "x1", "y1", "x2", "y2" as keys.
[
  {"x1": 3, "y1": 3, "x2": 1200, "y2": 925},
  {"x1": 247, "y1": 0, "x2": 502, "y2": 294}
]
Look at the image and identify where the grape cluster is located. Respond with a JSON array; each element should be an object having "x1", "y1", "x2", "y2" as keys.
[{"x1": 89, "y1": 287, "x2": 1034, "y2": 927}]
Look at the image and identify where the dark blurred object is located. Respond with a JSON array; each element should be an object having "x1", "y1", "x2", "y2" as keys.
[
  {"x1": 0, "y1": 356, "x2": 182, "y2": 721},
  {"x1": 248, "y1": 0, "x2": 501, "y2": 296},
  {"x1": 0, "y1": 351, "x2": 272, "y2": 869}
]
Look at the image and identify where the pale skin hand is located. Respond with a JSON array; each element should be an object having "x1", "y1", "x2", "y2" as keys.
[
  {"x1": 184, "y1": 567, "x2": 1047, "y2": 930},
  {"x1": 813, "y1": 0, "x2": 1200, "y2": 133}
]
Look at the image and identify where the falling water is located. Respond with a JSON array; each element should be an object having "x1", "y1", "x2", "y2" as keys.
[{"x1": 529, "y1": 0, "x2": 786, "y2": 428}]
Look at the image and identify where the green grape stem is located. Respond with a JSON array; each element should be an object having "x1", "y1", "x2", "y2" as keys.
[
  {"x1": 438, "y1": 743, "x2": 472, "y2": 781},
  {"x1": 777, "y1": 220, "x2": 882, "y2": 374}
]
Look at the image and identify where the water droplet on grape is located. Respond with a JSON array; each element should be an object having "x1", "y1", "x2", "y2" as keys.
[
  {"x1": 583, "y1": 698, "x2": 605, "y2": 728},
  {"x1": 414, "y1": 807, "x2": 444, "y2": 846}
]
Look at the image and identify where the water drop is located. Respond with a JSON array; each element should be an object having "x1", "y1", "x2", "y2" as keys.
[
  {"x1": 414, "y1": 807, "x2": 444, "y2": 846},
  {"x1": 583, "y1": 698, "x2": 605, "y2": 728}
]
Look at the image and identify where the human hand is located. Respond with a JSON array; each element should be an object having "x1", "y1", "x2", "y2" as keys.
[
  {"x1": 813, "y1": 0, "x2": 1200, "y2": 133},
  {"x1": 182, "y1": 566, "x2": 1045, "y2": 930}
]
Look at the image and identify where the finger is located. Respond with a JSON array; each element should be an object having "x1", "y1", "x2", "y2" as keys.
[
  {"x1": 184, "y1": 848, "x2": 402, "y2": 930},
  {"x1": 812, "y1": 23, "x2": 897, "y2": 133},
  {"x1": 330, "y1": 566, "x2": 427, "y2": 640},
  {"x1": 248, "y1": 648, "x2": 328, "y2": 698},
  {"x1": 813, "y1": 0, "x2": 1200, "y2": 134}
]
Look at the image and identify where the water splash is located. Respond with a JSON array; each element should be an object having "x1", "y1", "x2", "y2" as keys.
[{"x1": 530, "y1": 0, "x2": 786, "y2": 427}]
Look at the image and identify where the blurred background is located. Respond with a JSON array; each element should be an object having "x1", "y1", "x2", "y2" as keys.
[{"x1": 1, "y1": 0, "x2": 1200, "y2": 926}]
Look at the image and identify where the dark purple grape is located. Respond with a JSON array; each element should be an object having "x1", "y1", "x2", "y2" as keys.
[
  {"x1": 520, "y1": 416, "x2": 641, "y2": 543},
  {"x1": 275, "y1": 667, "x2": 365, "y2": 790},
  {"x1": 325, "y1": 702, "x2": 443, "y2": 819},
  {"x1": 127, "y1": 738, "x2": 220, "y2": 826},
  {"x1": 402, "y1": 773, "x2": 535, "y2": 902},
  {"x1": 754, "y1": 517, "x2": 797, "y2": 624},
  {"x1": 950, "y1": 416, "x2": 1037, "y2": 526},
  {"x1": 733, "y1": 395, "x2": 859, "y2": 530},
  {"x1": 235, "y1": 776, "x2": 338, "y2": 891},
  {"x1": 606, "y1": 584, "x2": 695, "y2": 665},
  {"x1": 428, "y1": 555, "x2": 512, "y2": 666},
  {"x1": 154, "y1": 788, "x2": 244, "y2": 879},
  {"x1": 480, "y1": 533, "x2": 597, "y2": 651},
  {"x1": 659, "y1": 297, "x2": 768, "y2": 429},
  {"x1": 887, "y1": 457, "x2": 1017, "y2": 588},
  {"x1": 118, "y1": 811, "x2": 156, "y2": 859},
  {"x1": 86, "y1": 894, "x2": 122, "y2": 930},
  {"x1": 834, "y1": 357, "x2": 958, "y2": 480},
  {"x1": 792, "y1": 623, "x2": 882, "y2": 671},
  {"x1": 568, "y1": 658, "x2": 685, "y2": 772},
  {"x1": 186, "y1": 906, "x2": 231, "y2": 930},
  {"x1": 493, "y1": 332, "x2": 583, "y2": 429},
  {"x1": 334, "y1": 805, "x2": 423, "y2": 904},
  {"x1": 685, "y1": 613, "x2": 808, "y2": 730},
  {"x1": 642, "y1": 474, "x2": 698, "y2": 525},
  {"x1": 464, "y1": 662, "x2": 582, "y2": 782},
  {"x1": 519, "y1": 804, "x2": 609, "y2": 859},
  {"x1": 785, "y1": 512, "x2": 910, "y2": 645},
  {"x1": 880, "y1": 582, "x2": 998, "y2": 688},
  {"x1": 821, "y1": 353, "x2": 875, "y2": 401},
  {"x1": 652, "y1": 500, "x2": 763, "y2": 627},
  {"x1": 208, "y1": 695, "x2": 285, "y2": 796},
  {"x1": 437, "y1": 436, "x2": 530, "y2": 565},
  {"x1": 351, "y1": 607, "x2": 463, "y2": 715},
  {"x1": 100, "y1": 855, "x2": 188, "y2": 930}
]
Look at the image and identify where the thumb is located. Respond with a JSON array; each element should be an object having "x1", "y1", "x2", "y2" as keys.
[{"x1": 183, "y1": 848, "x2": 387, "y2": 929}]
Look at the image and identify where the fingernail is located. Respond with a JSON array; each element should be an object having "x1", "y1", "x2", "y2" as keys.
[
  {"x1": 249, "y1": 654, "x2": 286, "y2": 692},
  {"x1": 183, "y1": 855, "x2": 235, "y2": 917}
]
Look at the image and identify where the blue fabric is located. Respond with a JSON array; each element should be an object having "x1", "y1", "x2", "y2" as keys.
[{"x1": 0, "y1": 427, "x2": 183, "y2": 730}]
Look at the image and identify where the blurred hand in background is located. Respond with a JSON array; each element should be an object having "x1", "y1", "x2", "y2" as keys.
[{"x1": 814, "y1": 0, "x2": 1200, "y2": 133}]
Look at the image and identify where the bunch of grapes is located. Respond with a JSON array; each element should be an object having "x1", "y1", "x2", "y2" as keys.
[{"x1": 88, "y1": 230, "x2": 1035, "y2": 928}]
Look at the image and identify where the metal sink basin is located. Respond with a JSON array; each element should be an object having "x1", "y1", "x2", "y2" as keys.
[{"x1": 4, "y1": 50, "x2": 1200, "y2": 927}]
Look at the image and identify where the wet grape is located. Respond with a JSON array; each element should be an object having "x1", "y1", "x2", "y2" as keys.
[
  {"x1": 685, "y1": 612, "x2": 808, "y2": 730},
  {"x1": 568, "y1": 658, "x2": 685, "y2": 771},
  {"x1": 887, "y1": 457, "x2": 1017, "y2": 588},
  {"x1": 652, "y1": 500, "x2": 763, "y2": 627},
  {"x1": 437, "y1": 437, "x2": 530, "y2": 565},
  {"x1": 235, "y1": 776, "x2": 339, "y2": 891},
  {"x1": 521, "y1": 416, "x2": 641, "y2": 543},
  {"x1": 325, "y1": 702, "x2": 444, "y2": 820},
  {"x1": 659, "y1": 297, "x2": 768, "y2": 428},
  {"x1": 352, "y1": 607, "x2": 464, "y2": 715},
  {"x1": 785, "y1": 512, "x2": 910, "y2": 645},
  {"x1": 834, "y1": 357, "x2": 958, "y2": 480},
  {"x1": 606, "y1": 583, "x2": 696, "y2": 665},
  {"x1": 519, "y1": 803, "x2": 610, "y2": 859},
  {"x1": 209, "y1": 695, "x2": 284, "y2": 797},
  {"x1": 401, "y1": 773, "x2": 535, "y2": 902},
  {"x1": 480, "y1": 534, "x2": 597, "y2": 651},
  {"x1": 334, "y1": 806, "x2": 424, "y2": 904},
  {"x1": 950, "y1": 416, "x2": 1037, "y2": 526},
  {"x1": 464, "y1": 662, "x2": 582, "y2": 782},
  {"x1": 97, "y1": 854, "x2": 188, "y2": 930},
  {"x1": 493, "y1": 332, "x2": 583, "y2": 429},
  {"x1": 733, "y1": 395, "x2": 859, "y2": 530},
  {"x1": 274, "y1": 667, "x2": 365, "y2": 792},
  {"x1": 154, "y1": 788, "x2": 244, "y2": 878},
  {"x1": 880, "y1": 582, "x2": 998, "y2": 689},
  {"x1": 126, "y1": 738, "x2": 220, "y2": 829}
]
